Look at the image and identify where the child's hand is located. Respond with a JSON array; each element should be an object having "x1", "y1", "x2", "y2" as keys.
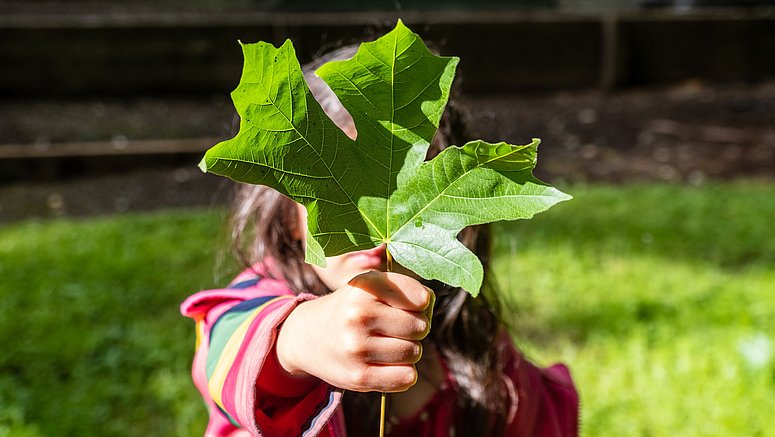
[{"x1": 276, "y1": 271, "x2": 434, "y2": 393}]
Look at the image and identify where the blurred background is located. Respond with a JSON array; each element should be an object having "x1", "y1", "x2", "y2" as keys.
[{"x1": 1, "y1": 1, "x2": 773, "y2": 436}]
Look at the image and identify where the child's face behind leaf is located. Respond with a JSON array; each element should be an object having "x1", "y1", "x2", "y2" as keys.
[
  {"x1": 294, "y1": 105, "x2": 419, "y2": 290},
  {"x1": 295, "y1": 204, "x2": 387, "y2": 290}
]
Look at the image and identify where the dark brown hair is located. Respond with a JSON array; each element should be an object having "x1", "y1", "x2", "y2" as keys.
[{"x1": 229, "y1": 45, "x2": 509, "y2": 435}]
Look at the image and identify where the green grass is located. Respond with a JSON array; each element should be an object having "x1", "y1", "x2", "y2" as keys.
[
  {"x1": 0, "y1": 209, "x2": 234, "y2": 437},
  {"x1": 493, "y1": 182, "x2": 775, "y2": 436},
  {"x1": 1, "y1": 182, "x2": 773, "y2": 436}
]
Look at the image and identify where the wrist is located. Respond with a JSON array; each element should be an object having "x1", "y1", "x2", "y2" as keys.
[
  {"x1": 257, "y1": 305, "x2": 317, "y2": 397},
  {"x1": 276, "y1": 301, "x2": 313, "y2": 379}
]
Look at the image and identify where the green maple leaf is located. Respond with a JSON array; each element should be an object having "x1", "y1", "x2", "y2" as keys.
[{"x1": 199, "y1": 20, "x2": 571, "y2": 296}]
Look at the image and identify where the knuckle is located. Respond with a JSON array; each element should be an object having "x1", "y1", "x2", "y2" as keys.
[
  {"x1": 342, "y1": 306, "x2": 373, "y2": 329},
  {"x1": 350, "y1": 366, "x2": 370, "y2": 389},
  {"x1": 342, "y1": 334, "x2": 367, "y2": 358}
]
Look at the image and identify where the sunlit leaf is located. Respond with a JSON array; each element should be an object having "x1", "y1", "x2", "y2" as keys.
[{"x1": 200, "y1": 20, "x2": 570, "y2": 295}]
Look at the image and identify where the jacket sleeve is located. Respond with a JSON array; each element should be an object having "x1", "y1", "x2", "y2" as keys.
[
  {"x1": 180, "y1": 277, "x2": 344, "y2": 437},
  {"x1": 503, "y1": 336, "x2": 580, "y2": 437}
]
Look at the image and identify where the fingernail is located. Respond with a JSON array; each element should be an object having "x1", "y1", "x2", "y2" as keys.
[
  {"x1": 422, "y1": 286, "x2": 434, "y2": 308},
  {"x1": 423, "y1": 286, "x2": 435, "y2": 329}
]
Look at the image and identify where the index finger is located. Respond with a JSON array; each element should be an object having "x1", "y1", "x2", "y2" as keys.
[{"x1": 348, "y1": 271, "x2": 433, "y2": 312}]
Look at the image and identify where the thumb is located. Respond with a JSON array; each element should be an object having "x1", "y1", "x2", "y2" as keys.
[{"x1": 348, "y1": 271, "x2": 431, "y2": 312}]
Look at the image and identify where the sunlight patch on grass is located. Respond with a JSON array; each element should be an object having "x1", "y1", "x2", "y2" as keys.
[{"x1": 493, "y1": 182, "x2": 775, "y2": 436}]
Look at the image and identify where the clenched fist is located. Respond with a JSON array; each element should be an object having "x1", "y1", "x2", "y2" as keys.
[{"x1": 276, "y1": 271, "x2": 435, "y2": 392}]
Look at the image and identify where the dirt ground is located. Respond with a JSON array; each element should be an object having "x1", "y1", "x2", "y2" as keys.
[
  {"x1": 1, "y1": 80, "x2": 773, "y2": 222},
  {"x1": 470, "y1": 80, "x2": 775, "y2": 184}
]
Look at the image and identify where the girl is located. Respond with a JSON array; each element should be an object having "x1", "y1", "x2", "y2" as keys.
[{"x1": 181, "y1": 46, "x2": 579, "y2": 437}]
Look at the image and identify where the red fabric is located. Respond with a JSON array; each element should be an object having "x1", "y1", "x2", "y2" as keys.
[{"x1": 507, "y1": 350, "x2": 580, "y2": 436}]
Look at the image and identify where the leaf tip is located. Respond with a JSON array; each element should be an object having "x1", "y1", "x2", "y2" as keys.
[
  {"x1": 304, "y1": 229, "x2": 328, "y2": 268},
  {"x1": 466, "y1": 274, "x2": 483, "y2": 298},
  {"x1": 197, "y1": 157, "x2": 208, "y2": 173},
  {"x1": 393, "y1": 18, "x2": 414, "y2": 36},
  {"x1": 280, "y1": 38, "x2": 294, "y2": 49}
]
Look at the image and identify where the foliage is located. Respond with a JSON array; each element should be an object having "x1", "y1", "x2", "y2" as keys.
[{"x1": 199, "y1": 20, "x2": 569, "y2": 294}]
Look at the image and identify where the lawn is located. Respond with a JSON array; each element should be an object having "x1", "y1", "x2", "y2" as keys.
[
  {"x1": 1, "y1": 182, "x2": 773, "y2": 436},
  {"x1": 493, "y1": 182, "x2": 775, "y2": 436}
]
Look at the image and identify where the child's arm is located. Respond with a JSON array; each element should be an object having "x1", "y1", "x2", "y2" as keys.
[
  {"x1": 181, "y1": 278, "x2": 336, "y2": 436},
  {"x1": 181, "y1": 270, "x2": 432, "y2": 436},
  {"x1": 277, "y1": 270, "x2": 434, "y2": 393}
]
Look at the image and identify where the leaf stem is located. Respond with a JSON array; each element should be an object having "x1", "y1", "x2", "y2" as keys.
[
  {"x1": 380, "y1": 245, "x2": 393, "y2": 437},
  {"x1": 379, "y1": 392, "x2": 387, "y2": 437},
  {"x1": 386, "y1": 245, "x2": 394, "y2": 272}
]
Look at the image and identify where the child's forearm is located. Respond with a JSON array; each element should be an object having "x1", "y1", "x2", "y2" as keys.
[{"x1": 276, "y1": 299, "x2": 319, "y2": 379}]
